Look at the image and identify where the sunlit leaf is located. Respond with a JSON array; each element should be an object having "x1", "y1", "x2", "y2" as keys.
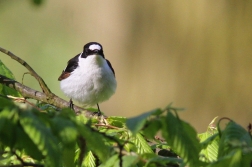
[
  {"x1": 82, "y1": 151, "x2": 96, "y2": 167},
  {"x1": 130, "y1": 133, "x2": 153, "y2": 154},
  {"x1": 161, "y1": 111, "x2": 201, "y2": 166},
  {"x1": 198, "y1": 117, "x2": 219, "y2": 162},
  {"x1": 218, "y1": 121, "x2": 252, "y2": 158},
  {"x1": 198, "y1": 132, "x2": 219, "y2": 162}
]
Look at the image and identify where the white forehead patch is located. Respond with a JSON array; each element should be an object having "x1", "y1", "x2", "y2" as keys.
[{"x1": 89, "y1": 44, "x2": 101, "y2": 51}]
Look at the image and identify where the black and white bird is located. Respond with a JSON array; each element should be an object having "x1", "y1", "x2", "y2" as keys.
[{"x1": 58, "y1": 42, "x2": 117, "y2": 114}]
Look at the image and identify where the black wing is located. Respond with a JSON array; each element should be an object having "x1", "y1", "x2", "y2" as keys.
[
  {"x1": 58, "y1": 54, "x2": 80, "y2": 81},
  {"x1": 106, "y1": 59, "x2": 115, "y2": 77}
]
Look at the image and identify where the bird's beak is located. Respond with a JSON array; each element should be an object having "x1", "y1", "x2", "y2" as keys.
[{"x1": 93, "y1": 49, "x2": 99, "y2": 54}]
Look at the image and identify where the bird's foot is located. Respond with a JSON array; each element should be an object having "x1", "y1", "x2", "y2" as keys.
[
  {"x1": 69, "y1": 99, "x2": 74, "y2": 110},
  {"x1": 91, "y1": 103, "x2": 102, "y2": 116},
  {"x1": 92, "y1": 110, "x2": 102, "y2": 116}
]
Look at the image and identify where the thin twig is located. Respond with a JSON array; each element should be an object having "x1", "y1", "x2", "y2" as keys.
[
  {"x1": 12, "y1": 150, "x2": 44, "y2": 167},
  {"x1": 0, "y1": 47, "x2": 52, "y2": 97},
  {"x1": 7, "y1": 95, "x2": 43, "y2": 111},
  {"x1": 95, "y1": 124, "x2": 122, "y2": 130},
  {"x1": 22, "y1": 72, "x2": 31, "y2": 85}
]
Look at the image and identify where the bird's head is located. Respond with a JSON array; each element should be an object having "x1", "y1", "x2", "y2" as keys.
[{"x1": 82, "y1": 42, "x2": 104, "y2": 58}]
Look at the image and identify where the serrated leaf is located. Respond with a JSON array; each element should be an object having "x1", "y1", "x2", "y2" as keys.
[
  {"x1": 161, "y1": 111, "x2": 201, "y2": 166},
  {"x1": 19, "y1": 110, "x2": 61, "y2": 167},
  {"x1": 126, "y1": 108, "x2": 161, "y2": 135},
  {"x1": 198, "y1": 132, "x2": 219, "y2": 162},
  {"x1": 198, "y1": 117, "x2": 219, "y2": 162},
  {"x1": 0, "y1": 60, "x2": 21, "y2": 97},
  {"x1": 199, "y1": 133, "x2": 219, "y2": 149},
  {"x1": 130, "y1": 133, "x2": 153, "y2": 154},
  {"x1": 82, "y1": 151, "x2": 96, "y2": 167},
  {"x1": 218, "y1": 121, "x2": 252, "y2": 158}
]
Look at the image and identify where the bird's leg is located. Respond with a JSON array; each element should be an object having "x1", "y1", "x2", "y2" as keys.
[
  {"x1": 69, "y1": 98, "x2": 74, "y2": 110},
  {"x1": 95, "y1": 103, "x2": 102, "y2": 116}
]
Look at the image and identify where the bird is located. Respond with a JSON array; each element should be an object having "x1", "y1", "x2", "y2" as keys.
[{"x1": 58, "y1": 42, "x2": 117, "y2": 115}]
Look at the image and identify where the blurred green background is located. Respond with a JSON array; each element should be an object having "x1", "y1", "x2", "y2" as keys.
[{"x1": 0, "y1": 1, "x2": 251, "y2": 132}]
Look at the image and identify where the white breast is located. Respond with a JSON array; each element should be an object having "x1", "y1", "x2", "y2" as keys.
[{"x1": 60, "y1": 55, "x2": 117, "y2": 107}]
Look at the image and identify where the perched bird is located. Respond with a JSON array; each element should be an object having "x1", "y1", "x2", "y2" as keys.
[{"x1": 58, "y1": 42, "x2": 117, "y2": 114}]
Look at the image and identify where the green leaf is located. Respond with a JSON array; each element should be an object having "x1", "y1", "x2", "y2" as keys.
[
  {"x1": 82, "y1": 151, "x2": 96, "y2": 167},
  {"x1": 107, "y1": 116, "x2": 126, "y2": 128},
  {"x1": 145, "y1": 155, "x2": 183, "y2": 167},
  {"x1": 198, "y1": 117, "x2": 219, "y2": 162},
  {"x1": 120, "y1": 155, "x2": 138, "y2": 167},
  {"x1": 99, "y1": 154, "x2": 118, "y2": 167},
  {"x1": 0, "y1": 60, "x2": 21, "y2": 97},
  {"x1": 61, "y1": 146, "x2": 75, "y2": 167},
  {"x1": 126, "y1": 108, "x2": 161, "y2": 135},
  {"x1": 229, "y1": 149, "x2": 243, "y2": 167},
  {"x1": 50, "y1": 110, "x2": 76, "y2": 166},
  {"x1": 14, "y1": 125, "x2": 44, "y2": 160},
  {"x1": 77, "y1": 123, "x2": 111, "y2": 162},
  {"x1": 129, "y1": 133, "x2": 153, "y2": 154},
  {"x1": 101, "y1": 155, "x2": 138, "y2": 167},
  {"x1": 198, "y1": 132, "x2": 219, "y2": 162},
  {"x1": 142, "y1": 119, "x2": 162, "y2": 139},
  {"x1": 161, "y1": 111, "x2": 201, "y2": 166},
  {"x1": 51, "y1": 110, "x2": 78, "y2": 147},
  {"x1": 207, "y1": 149, "x2": 245, "y2": 167},
  {"x1": 0, "y1": 108, "x2": 19, "y2": 147},
  {"x1": 218, "y1": 121, "x2": 252, "y2": 158},
  {"x1": 0, "y1": 97, "x2": 16, "y2": 109},
  {"x1": 19, "y1": 109, "x2": 61, "y2": 167}
]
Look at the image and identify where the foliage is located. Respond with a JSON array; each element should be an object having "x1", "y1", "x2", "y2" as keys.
[{"x1": 0, "y1": 61, "x2": 252, "y2": 167}]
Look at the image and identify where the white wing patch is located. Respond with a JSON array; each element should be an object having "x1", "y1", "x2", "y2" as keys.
[{"x1": 89, "y1": 44, "x2": 101, "y2": 51}]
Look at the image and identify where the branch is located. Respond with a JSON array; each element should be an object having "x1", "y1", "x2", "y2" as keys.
[
  {"x1": 0, "y1": 74, "x2": 95, "y2": 117},
  {"x1": 0, "y1": 47, "x2": 52, "y2": 97},
  {"x1": 12, "y1": 150, "x2": 44, "y2": 167},
  {"x1": 0, "y1": 47, "x2": 96, "y2": 117}
]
